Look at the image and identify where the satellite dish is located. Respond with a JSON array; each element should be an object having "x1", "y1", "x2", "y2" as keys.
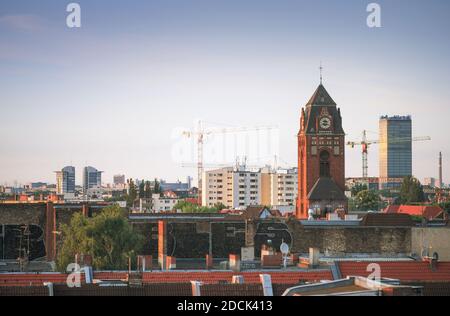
[
  {"x1": 280, "y1": 242, "x2": 289, "y2": 255},
  {"x1": 432, "y1": 252, "x2": 439, "y2": 261}
]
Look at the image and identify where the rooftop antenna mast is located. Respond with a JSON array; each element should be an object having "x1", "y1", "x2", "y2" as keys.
[{"x1": 319, "y1": 62, "x2": 323, "y2": 85}]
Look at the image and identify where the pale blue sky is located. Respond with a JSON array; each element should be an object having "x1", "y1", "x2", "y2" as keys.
[{"x1": 1, "y1": 0, "x2": 449, "y2": 185}]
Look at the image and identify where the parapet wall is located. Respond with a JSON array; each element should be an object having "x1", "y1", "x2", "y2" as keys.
[
  {"x1": 286, "y1": 219, "x2": 411, "y2": 255},
  {"x1": 0, "y1": 203, "x2": 103, "y2": 261},
  {"x1": 0, "y1": 204, "x2": 425, "y2": 262},
  {"x1": 411, "y1": 227, "x2": 450, "y2": 260}
]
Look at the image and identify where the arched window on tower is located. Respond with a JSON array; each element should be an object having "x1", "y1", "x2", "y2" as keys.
[{"x1": 320, "y1": 150, "x2": 330, "y2": 177}]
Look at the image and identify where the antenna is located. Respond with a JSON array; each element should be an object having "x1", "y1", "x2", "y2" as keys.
[
  {"x1": 319, "y1": 61, "x2": 323, "y2": 85},
  {"x1": 280, "y1": 240, "x2": 290, "y2": 270}
]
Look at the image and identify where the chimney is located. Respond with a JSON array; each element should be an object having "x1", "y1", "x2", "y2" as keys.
[
  {"x1": 191, "y1": 281, "x2": 202, "y2": 296},
  {"x1": 231, "y1": 275, "x2": 245, "y2": 284},
  {"x1": 309, "y1": 247, "x2": 320, "y2": 268},
  {"x1": 43, "y1": 282, "x2": 54, "y2": 296},
  {"x1": 229, "y1": 254, "x2": 241, "y2": 272},
  {"x1": 259, "y1": 274, "x2": 273, "y2": 296}
]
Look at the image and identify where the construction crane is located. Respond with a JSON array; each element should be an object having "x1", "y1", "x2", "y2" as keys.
[
  {"x1": 181, "y1": 121, "x2": 277, "y2": 205},
  {"x1": 347, "y1": 130, "x2": 431, "y2": 178}
]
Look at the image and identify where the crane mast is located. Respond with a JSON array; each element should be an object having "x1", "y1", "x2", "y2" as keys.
[
  {"x1": 182, "y1": 121, "x2": 277, "y2": 205},
  {"x1": 347, "y1": 130, "x2": 431, "y2": 179}
]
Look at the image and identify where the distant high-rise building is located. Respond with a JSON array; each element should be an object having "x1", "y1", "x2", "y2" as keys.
[
  {"x1": 113, "y1": 174, "x2": 126, "y2": 186},
  {"x1": 160, "y1": 179, "x2": 191, "y2": 192},
  {"x1": 379, "y1": 115, "x2": 412, "y2": 180},
  {"x1": 83, "y1": 166, "x2": 103, "y2": 193},
  {"x1": 423, "y1": 177, "x2": 437, "y2": 188},
  {"x1": 55, "y1": 166, "x2": 76, "y2": 195}
]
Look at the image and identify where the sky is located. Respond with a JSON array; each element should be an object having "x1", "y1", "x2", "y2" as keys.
[{"x1": 1, "y1": 0, "x2": 450, "y2": 186}]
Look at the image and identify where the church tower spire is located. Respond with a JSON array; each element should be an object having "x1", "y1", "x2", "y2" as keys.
[{"x1": 296, "y1": 78, "x2": 347, "y2": 219}]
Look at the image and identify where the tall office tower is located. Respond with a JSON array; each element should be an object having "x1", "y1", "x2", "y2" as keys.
[
  {"x1": 113, "y1": 174, "x2": 126, "y2": 186},
  {"x1": 83, "y1": 166, "x2": 103, "y2": 193},
  {"x1": 55, "y1": 166, "x2": 76, "y2": 195},
  {"x1": 379, "y1": 116, "x2": 412, "y2": 182}
]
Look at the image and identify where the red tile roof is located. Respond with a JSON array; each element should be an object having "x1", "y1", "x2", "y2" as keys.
[
  {"x1": 185, "y1": 198, "x2": 199, "y2": 205},
  {"x1": 361, "y1": 213, "x2": 414, "y2": 226},
  {"x1": 338, "y1": 261, "x2": 450, "y2": 282},
  {"x1": 140, "y1": 271, "x2": 332, "y2": 284},
  {"x1": 0, "y1": 270, "x2": 332, "y2": 287},
  {"x1": 385, "y1": 205, "x2": 447, "y2": 221}
]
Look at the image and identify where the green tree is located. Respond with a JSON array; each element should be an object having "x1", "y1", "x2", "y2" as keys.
[
  {"x1": 439, "y1": 201, "x2": 450, "y2": 213},
  {"x1": 144, "y1": 181, "x2": 152, "y2": 199},
  {"x1": 354, "y1": 190, "x2": 381, "y2": 211},
  {"x1": 127, "y1": 179, "x2": 137, "y2": 207},
  {"x1": 138, "y1": 180, "x2": 145, "y2": 199},
  {"x1": 153, "y1": 178, "x2": 161, "y2": 195},
  {"x1": 173, "y1": 201, "x2": 225, "y2": 213},
  {"x1": 351, "y1": 183, "x2": 368, "y2": 197},
  {"x1": 56, "y1": 205, "x2": 144, "y2": 271},
  {"x1": 56, "y1": 212, "x2": 90, "y2": 272},
  {"x1": 397, "y1": 176, "x2": 425, "y2": 205}
]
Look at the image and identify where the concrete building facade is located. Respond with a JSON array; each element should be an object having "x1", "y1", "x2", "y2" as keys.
[
  {"x1": 261, "y1": 167, "x2": 298, "y2": 213},
  {"x1": 202, "y1": 166, "x2": 261, "y2": 208}
]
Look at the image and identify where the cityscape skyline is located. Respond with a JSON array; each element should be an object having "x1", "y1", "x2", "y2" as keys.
[{"x1": 1, "y1": 0, "x2": 450, "y2": 185}]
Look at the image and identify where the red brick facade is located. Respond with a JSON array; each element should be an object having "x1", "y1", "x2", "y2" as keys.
[{"x1": 296, "y1": 84, "x2": 347, "y2": 219}]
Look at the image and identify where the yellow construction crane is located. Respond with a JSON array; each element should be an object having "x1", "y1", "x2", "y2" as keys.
[
  {"x1": 181, "y1": 121, "x2": 277, "y2": 205},
  {"x1": 347, "y1": 130, "x2": 431, "y2": 179}
]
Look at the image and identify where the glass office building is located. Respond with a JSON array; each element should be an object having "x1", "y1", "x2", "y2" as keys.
[
  {"x1": 83, "y1": 166, "x2": 103, "y2": 193},
  {"x1": 379, "y1": 115, "x2": 412, "y2": 181},
  {"x1": 55, "y1": 166, "x2": 76, "y2": 195}
]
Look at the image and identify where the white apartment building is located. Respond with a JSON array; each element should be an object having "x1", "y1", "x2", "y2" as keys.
[
  {"x1": 202, "y1": 166, "x2": 261, "y2": 208},
  {"x1": 152, "y1": 194, "x2": 179, "y2": 212},
  {"x1": 266, "y1": 168, "x2": 298, "y2": 213}
]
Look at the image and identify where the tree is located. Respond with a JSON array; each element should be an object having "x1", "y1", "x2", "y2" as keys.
[
  {"x1": 173, "y1": 200, "x2": 225, "y2": 213},
  {"x1": 56, "y1": 205, "x2": 144, "y2": 271},
  {"x1": 144, "y1": 181, "x2": 152, "y2": 199},
  {"x1": 354, "y1": 190, "x2": 381, "y2": 211},
  {"x1": 153, "y1": 178, "x2": 161, "y2": 195},
  {"x1": 439, "y1": 201, "x2": 450, "y2": 214},
  {"x1": 397, "y1": 176, "x2": 425, "y2": 205},
  {"x1": 138, "y1": 180, "x2": 145, "y2": 199},
  {"x1": 127, "y1": 179, "x2": 137, "y2": 207},
  {"x1": 351, "y1": 183, "x2": 368, "y2": 197}
]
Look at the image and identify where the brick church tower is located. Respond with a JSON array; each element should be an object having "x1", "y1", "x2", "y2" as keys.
[{"x1": 296, "y1": 82, "x2": 348, "y2": 219}]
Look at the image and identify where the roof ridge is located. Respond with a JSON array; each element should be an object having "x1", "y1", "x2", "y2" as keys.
[{"x1": 306, "y1": 84, "x2": 337, "y2": 107}]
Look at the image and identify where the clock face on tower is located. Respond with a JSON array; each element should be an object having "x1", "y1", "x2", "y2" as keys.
[{"x1": 319, "y1": 117, "x2": 331, "y2": 130}]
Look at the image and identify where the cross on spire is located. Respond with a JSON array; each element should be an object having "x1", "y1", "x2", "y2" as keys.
[{"x1": 319, "y1": 62, "x2": 323, "y2": 85}]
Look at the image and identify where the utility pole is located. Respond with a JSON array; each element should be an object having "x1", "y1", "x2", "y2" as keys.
[{"x1": 439, "y1": 152, "x2": 443, "y2": 189}]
